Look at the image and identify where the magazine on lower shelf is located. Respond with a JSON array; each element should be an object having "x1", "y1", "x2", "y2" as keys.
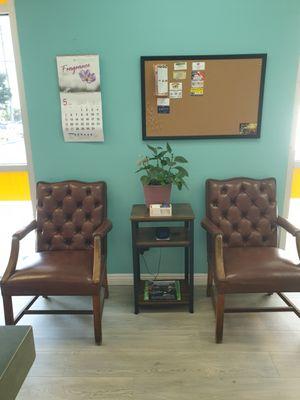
[{"x1": 144, "y1": 280, "x2": 181, "y2": 301}]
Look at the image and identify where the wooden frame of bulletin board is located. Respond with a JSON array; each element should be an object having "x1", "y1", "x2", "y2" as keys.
[{"x1": 141, "y1": 54, "x2": 267, "y2": 140}]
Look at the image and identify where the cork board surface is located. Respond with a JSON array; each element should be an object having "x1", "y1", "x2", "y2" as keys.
[{"x1": 141, "y1": 55, "x2": 266, "y2": 139}]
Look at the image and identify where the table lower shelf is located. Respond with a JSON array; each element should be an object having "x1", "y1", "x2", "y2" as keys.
[{"x1": 137, "y1": 279, "x2": 191, "y2": 306}]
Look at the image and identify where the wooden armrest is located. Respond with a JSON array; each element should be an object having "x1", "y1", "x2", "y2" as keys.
[
  {"x1": 277, "y1": 216, "x2": 300, "y2": 259},
  {"x1": 13, "y1": 220, "x2": 37, "y2": 240},
  {"x1": 1, "y1": 220, "x2": 37, "y2": 284},
  {"x1": 93, "y1": 219, "x2": 112, "y2": 238},
  {"x1": 93, "y1": 236, "x2": 102, "y2": 283},
  {"x1": 214, "y1": 234, "x2": 225, "y2": 281},
  {"x1": 277, "y1": 216, "x2": 300, "y2": 236},
  {"x1": 201, "y1": 217, "x2": 223, "y2": 237}
]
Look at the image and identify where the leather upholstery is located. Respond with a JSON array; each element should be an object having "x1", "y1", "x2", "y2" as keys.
[
  {"x1": 2, "y1": 250, "x2": 104, "y2": 296},
  {"x1": 217, "y1": 247, "x2": 300, "y2": 293},
  {"x1": 36, "y1": 181, "x2": 106, "y2": 251},
  {"x1": 202, "y1": 177, "x2": 300, "y2": 294},
  {"x1": 206, "y1": 178, "x2": 277, "y2": 247}
]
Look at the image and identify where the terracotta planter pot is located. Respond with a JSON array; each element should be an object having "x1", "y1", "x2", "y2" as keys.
[{"x1": 143, "y1": 184, "x2": 172, "y2": 207}]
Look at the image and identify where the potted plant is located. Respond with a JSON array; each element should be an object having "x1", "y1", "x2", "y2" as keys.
[{"x1": 136, "y1": 143, "x2": 188, "y2": 207}]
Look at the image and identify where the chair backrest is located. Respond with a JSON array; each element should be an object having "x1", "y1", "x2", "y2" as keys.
[
  {"x1": 206, "y1": 177, "x2": 277, "y2": 247},
  {"x1": 36, "y1": 181, "x2": 106, "y2": 251}
]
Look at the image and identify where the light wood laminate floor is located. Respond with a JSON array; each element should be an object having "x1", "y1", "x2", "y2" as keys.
[{"x1": 1, "y1": 286, "x2": 300, "y2": 399}]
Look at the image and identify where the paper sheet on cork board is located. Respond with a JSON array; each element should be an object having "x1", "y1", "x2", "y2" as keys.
[
  {"x1": 141, "y1": 54, "x2": 266, "y2": 139},
  {"x1": 57, "y1": 54, "x2": 104, "y2": 142}
]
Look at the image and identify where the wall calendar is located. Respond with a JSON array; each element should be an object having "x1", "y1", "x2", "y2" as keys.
[{"x1": 56, "y1": 54, "x2": 104, "y2": 142}]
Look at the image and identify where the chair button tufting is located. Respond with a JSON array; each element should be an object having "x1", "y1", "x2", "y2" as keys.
[{"x1": 221, "y1": 186, "x2": 227, "y2": 194}]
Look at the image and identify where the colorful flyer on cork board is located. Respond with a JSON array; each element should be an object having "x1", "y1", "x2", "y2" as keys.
[
  {"x1": 157, "y1": 98, "x2": 170, "y2": 114},
  {"x1": 56, "y1": 55, "x2": 104, "y2": 142},
  {"x1": 141, "y1": 55, "x2": 266, "y2": 139}
]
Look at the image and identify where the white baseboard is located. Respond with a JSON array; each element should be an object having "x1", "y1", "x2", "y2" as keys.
[{"x1": 107, "y1": 273, "x2": 207, "y2": 286}]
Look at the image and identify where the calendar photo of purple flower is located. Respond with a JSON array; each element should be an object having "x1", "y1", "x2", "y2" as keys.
[
  {"x1": 57, "y1": 55, "x2": 101, "y2": 93},
  {"x1": 79, "y1": 69, "x2": 96, "y2": 84}
]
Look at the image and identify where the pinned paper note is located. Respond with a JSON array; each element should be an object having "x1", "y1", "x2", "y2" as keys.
[
  {"x1": 192, "y1": 61, "x2": 205, "y2": 71},
  {"x1": 170, "y1": 82, "x2": 182, "y2": 91},
  {"x1": 169, "y1": 82, "x2": 183, "y2": 99},
  {"x1": 190, "y1": 70, "x2": 205, "y2": 96},
  {"x1": 191, "y1": 80, "x2": 204, "y2": 88},
  {"x1": 174, "y1": 62, "x2": 187, "y2": 70},
  {"x1": 155, "y1": 64, "x2": 168, "y2": 96},
  {"x1": 240, "y1": 123, "x2": 257, "y2": 135},
  {"x1": 173, "y1": 71, "x2": 186, "y2": 80},
  {"x1": 190, "y1": 88, "x2": 204, "y2": 96},
  {"x1": 157, "y1": 98, "x2": 170, "y2": 113},
  {"x1": 191, "y1": 71, "x2": 205, "y2": 81}
]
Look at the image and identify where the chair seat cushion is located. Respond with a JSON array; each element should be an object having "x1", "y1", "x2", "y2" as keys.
[
  {"x1": 2, "y1": 250, "x2": 103, "y2": 296},
  {"x1": 217, "y1": 247, "x2": 300, "y2": 293}
]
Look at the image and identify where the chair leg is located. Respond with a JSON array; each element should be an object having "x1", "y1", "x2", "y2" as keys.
[
  {"x1": 215, "y1": 293, "x2": 225, "y2": 343},
  {"x1": 3, "y1": 295, "x2": 14, "y2": 325},
  {"x1": 206, "y1": 264, "x2": 213, "y2": 297},
  {"x1": 92, "y1": 294, "x2": 102, "y2": 345},
  {"x1": 104, "y1": 268, "x2": 109, "y2": 299}
]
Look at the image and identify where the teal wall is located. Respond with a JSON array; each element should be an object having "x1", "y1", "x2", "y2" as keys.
[{"x1": 15, "y1": 0, "x2": 300, "y2": 274}]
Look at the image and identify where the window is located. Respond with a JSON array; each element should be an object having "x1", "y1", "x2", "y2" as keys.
[
  {"x1": 0, "y1": 7, "x2": 33, "y2": 277},
  {"x1": 0, "y1": 14, "x2": 26, "y2": 165}
]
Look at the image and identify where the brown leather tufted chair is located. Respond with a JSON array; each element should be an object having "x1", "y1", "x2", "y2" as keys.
[
  {"x1": 201, "y1": 177, "x2": 300, "y2": 343},
  {"x1": 0, "y1": 181, "x2": 112, "y2": 345}
]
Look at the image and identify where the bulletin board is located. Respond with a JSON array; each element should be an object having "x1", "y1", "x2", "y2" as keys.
[{"x1": 141, "y1": 54, "x2": 267, "y2": 140}]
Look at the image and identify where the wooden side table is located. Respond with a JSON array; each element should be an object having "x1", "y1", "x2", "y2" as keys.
[{"x1": 130, "y1": 203, "x2": 195, "y2": 314}]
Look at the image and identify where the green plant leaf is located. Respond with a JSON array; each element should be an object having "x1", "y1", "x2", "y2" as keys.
[
  {"x1": 166, "y1": 142, "x2": 172, "y2": 153},
  {"x1": 174, "y1": 166, "x2": 189, "y2": 176},
  {"x1": 174, "y1": 156, "x2": 188, "y2": 163},
  {"x1": 176, "y1": 181, "x2": 183, "y2": 190},
  {"x1": 168, "y1": 161, "x2": 176, "y2": 167},
  {"x1": 147, "y1": 144, "x2": 157, "y2": 154},
  {"x1": 181, "y1": 179, "x2": 188, "y2": 189},
  {"x1": 157, "y1": 150, "x2": 168, "y2": 158},
  {"x1": 140, "y1": 175, "x2": 150, "y2": 185}
]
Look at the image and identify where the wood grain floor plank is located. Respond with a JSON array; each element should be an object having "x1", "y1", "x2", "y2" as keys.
[
  {"x1": 0, "y1": 286, "x2": 298, "y2": 399},
  {"x1": 18, "y1": 377, "x2": 133, "y2": 400}
]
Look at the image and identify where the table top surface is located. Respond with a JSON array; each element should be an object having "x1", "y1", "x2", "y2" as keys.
[
  {"x1": 130, "y1": 203, "x2": 195, "y2": 222},
  {"x1": 0, "y1": 326, "x2": 34, "y2": 376}
]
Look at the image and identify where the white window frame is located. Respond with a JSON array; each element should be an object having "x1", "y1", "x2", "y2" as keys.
[
  {"x1": 0, "y1": 0, "x2": 35, "y2": 211},
  {"x1": 281, "y1": 59, "x2": 300, "y2": 247}
]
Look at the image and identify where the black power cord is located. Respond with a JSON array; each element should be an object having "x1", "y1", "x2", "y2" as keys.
[{"x1": 141, "y1": 248, "x2": 162, "y2": 281}]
